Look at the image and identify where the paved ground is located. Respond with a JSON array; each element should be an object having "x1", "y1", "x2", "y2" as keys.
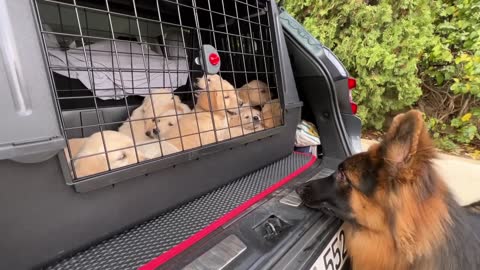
[{"x1": 361, "y1": 139, "x2": 480, "y2": 206}]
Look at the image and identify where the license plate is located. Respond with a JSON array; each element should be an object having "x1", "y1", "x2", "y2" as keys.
[{"x1": 309, "y1": 224, "x2": 348, "y2": 270}]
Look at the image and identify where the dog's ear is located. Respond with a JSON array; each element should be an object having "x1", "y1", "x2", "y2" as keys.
[{"x1": 381, "y1": 109, "x2": 433, "y2": 164}]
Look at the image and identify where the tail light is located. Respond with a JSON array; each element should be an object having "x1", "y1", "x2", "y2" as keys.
[{"x1": 348, "y1": 77, "x2": 357, "y2": 114}]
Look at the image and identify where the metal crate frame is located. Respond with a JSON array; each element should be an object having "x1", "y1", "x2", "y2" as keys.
[{"x1": 33, "y1": 0, "x2": 286, "y2": 188}]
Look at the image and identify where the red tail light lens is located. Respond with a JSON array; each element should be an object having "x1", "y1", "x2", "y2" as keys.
[
  {"x1": 348, "y1": 77, "x2": 357, "y2": 114},
  {"x1": 350, "y1": 102, "x2": 358, "y2": 114},
  {"x1": 348, "y1": 77, "x2": 356, "y2": 90}
]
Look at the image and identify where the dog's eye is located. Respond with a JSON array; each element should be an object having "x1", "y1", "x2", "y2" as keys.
[
  {"x1": 168, "y1": 122, "x2": 174, "y2": 126},
  {"x1": 261, "y1": 90, "x2": 266, "y2": 93},
  {"x1": 151, "y1": 119, "x2": 155, "y2": 122},
  {"x1": 207, "y1": 78, "x2": 211, "y2": 82},
  {"x1": 224, "y1": 96, "x2": 230, "y2": 99},
  {"x1": 245, "y1": 115, "x2": 250, "y2": 119}
]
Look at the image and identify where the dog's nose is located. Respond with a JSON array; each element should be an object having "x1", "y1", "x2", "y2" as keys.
[
  {"x1": 145, "y1": 131, "x2": 152, "y2": 137},
  {"x1": 296, "y1": 184, "x2": 311, "y2": 198},
  {"x1": 153, "y1": 128, "x2": 160, "y2": 135},
  {"x1": 253, "y1": 115, "x2": 260, "y2": 122},
  {"x1": 296, "y1": 185, "x2": 305, "y2": 197}
]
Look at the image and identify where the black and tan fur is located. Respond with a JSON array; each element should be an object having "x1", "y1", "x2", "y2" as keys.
[{"x1": 297, "y1": 109, "x2": 480, "y2": 270}]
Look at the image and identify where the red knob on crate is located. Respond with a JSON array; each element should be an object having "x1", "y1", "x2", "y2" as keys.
[{"x1": 209, "y1": 53, "x2": 220, "y2": 65}]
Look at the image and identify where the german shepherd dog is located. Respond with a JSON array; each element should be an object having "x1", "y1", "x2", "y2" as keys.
[{"x1": 297, "y1": 110, "x2": 480, "y2": 270}]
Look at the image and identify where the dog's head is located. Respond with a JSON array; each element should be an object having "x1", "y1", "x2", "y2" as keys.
[
  {"x1": 261, "y1": 99, "x2": 282, "y2": 128},
  {"x1": 195, "y1": 75, "x2": 243, "y2": 113},
  {"x1": 239, "y1": 80, "x2": 271, "y2": 106},
  {"x1": 142, "y1": 90, "x2": 184, "y2": 139},
  {"x1": 297, "y1": 110, "x2": 438, "y2": 231},
  {"x1": 228, "y1": 106, "x2": 262, "y2": 130},
  {"x1": 142, "y1": 89, "x2": 179, "y2": 115},
  {"x1": 73, "y1": 131, "x2": 145, "y2": 178},
  {"x1": 148, "y1": 109, "x2": 180, "y2": 139}
]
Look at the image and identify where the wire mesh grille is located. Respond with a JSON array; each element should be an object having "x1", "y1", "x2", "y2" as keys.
[
  {"x1": 44, "y1": 152, "x2": 312, "y2": 270},
  {"x1": 34, "y1": 0, "x2": 284, "y2": 180}
]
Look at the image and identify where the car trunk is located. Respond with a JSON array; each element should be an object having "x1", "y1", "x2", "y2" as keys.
[{"x1": 0, "y1": 1, "x2": 358, "y2": 269}]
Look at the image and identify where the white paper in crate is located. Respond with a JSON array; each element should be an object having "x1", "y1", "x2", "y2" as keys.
[
  {"x1": 47, "y1": 39, "x2": 188, "y2": 100},
  {"x1": 295, "y1": 120, "x2": 321, "y2": 147}
]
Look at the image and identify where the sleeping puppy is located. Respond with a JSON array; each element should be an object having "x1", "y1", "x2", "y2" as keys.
[
  {"x1": 64, "y1": 137, "x2": 87, "y2": 169},
  {"x1": 72, "y1": 131, "x2": 145, "y2": 178},
  {"x1": 162, "y1": 78, "x2": 243, "y2": 150},
  {"x1": 118, "y1": 88, "x2": 190, "y2": 143},
  {"x1": 262, "y1": 99, "x2": 282, "y2": 128},
  {"x1": 238, "y1": 80, "x2": 271, "y2": 106},
  {"x1": 228, "y1": 106, "x2": 264, "y2": 138},
  {"x1": 134, "y1": 139, "x2": 180, "y2": 159},
  {"x1": 72, "y1": 131, "x2": 179, "y2": 178}
]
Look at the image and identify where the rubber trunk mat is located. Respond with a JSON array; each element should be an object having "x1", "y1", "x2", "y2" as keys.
[{"x1": 45, "y1": 153, "x2": 316, "y2": 270}]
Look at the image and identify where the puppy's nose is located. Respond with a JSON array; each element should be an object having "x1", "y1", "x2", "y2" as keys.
[
  {"x1": 145, "y1": 131, "x2": 152, "y2": 137},
  {"x1": 253, "y1": 115, "x2": 260, "y2": 122},
  {"x1": 152, "y1": 128, "x2": 160, "y2": 135}
]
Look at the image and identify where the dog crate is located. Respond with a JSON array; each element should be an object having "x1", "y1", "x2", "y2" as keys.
[
  {"x1": 0, "y1": 0, "x2": 303, "y2": 268},
  {"x1": 35, "y1": 0, "x2": 287, "y2": 185}
]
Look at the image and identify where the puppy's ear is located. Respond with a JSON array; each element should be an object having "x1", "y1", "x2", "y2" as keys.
[{"x1": 381, "y1": 109, "x2": 434, "y2": 164}]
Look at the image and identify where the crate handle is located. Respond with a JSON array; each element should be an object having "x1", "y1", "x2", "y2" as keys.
[{"x1": 0, "y1": 0, "x2": 32, "y2": 116}]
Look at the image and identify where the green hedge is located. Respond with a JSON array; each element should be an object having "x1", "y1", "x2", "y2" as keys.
[{"x1": 284, "y1": 0, "x2": 480, "y2": 153}]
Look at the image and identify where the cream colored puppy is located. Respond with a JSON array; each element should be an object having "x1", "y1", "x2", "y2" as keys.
[
  {"x1": 262, "y1": 99, "x2": 283, "y2": 128},
  {"x1": 118, "y1": 88, "x2": 190, "y2": 143},
  {"x1": 135, "y1": 139, "x2": 180, "y2": 159},
  {"x1": 64, "y1": 137, "x2": 87, "y2": 168},
  {"x1": 162, "y1": 76, "x2": 243, "y2": 150},
  {"x1": 228, "y1": 106, "x2": 264, "y2": 137},
  {"x1": 72, "y1": 131, "x2": 145, "y2": 178},
  {"x1": 238, "y1": 80, "x2": 271, "y2": 106},
  {"x1": 72, "y1": 131, "x2": 179, "y2": 178}
]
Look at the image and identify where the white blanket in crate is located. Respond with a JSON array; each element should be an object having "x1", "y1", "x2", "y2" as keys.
[{"x1": 48, "y1": 40, "x2": 188, "y2": 100}]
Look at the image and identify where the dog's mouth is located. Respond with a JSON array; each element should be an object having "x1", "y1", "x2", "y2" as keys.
[
  {"x1": 244, "y1": 121, "x2": 261, "y2": 131},
  {"x1": 315, "y1": 201, "x2": 356, "y2": 223},
  {"x1": 317, "y1": 201, "x2": 340, "y2": 217}
]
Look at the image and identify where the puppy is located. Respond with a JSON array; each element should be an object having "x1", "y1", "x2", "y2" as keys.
[
  {"x1": 261, "y1": 99, "x2": 282, "y2": 128},
  {"x1": 162, "y1": 77, "x2": 243, "y2": 150},
  {"x1": 228, "y1": 105, "x2": 263, "y2": 137},
  {"x1": 64, "y1": 137, "x2": 87, "y2": 168},
  {"x1": 118, "y1": 88, "x2": 190, "y2": 143},
  {"x1": 135, "y1": 139, "x2": 180, "y2": 159},
  {"x1": 72, "y1": 131, "x2": 145, "y2": 178},
  {"x1": 238, "y1": 80, "x2": 271, "y2": 106}
]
